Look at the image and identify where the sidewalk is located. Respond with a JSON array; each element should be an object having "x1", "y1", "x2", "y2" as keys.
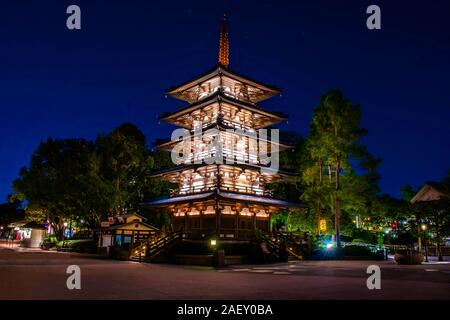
[
  {"x1": 421, "y1": 255, "x2": 450, "y2": 264},
  {"x1": 0, "y1": 239, "x2": 21, "y2": 249}
]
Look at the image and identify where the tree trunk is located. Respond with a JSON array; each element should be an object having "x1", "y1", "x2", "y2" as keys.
[
  {"x1": 317, "y1": 158, "x2": 323, "y2": 235},
  {"x1": 436, "y1": 213, "x2": 443, "y2": 261},
  {"x1": 317, "y1": 199, "x2": 321, "y2": 235},
  {"x1": 416, "y1": 218, "x2": 422, "y2": 253},
  {"x1": 335, "y1": 158, "x2": 341, "y2": 248}
]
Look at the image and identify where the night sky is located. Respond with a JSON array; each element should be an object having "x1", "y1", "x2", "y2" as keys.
[{"x1": 0, "y1": 0, "x2": 449, "y2": 201}]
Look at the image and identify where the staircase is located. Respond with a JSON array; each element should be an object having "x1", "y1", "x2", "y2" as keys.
[
  {"x1": 129, "y1": 231, "x2": 182, "y2": 262},
  {"x1": 255, "y1": 229, "x2": 283, "y2": 261},
  {"x1": 255, "y1": 230, "x2": 304, "y2": 262},
  {"x1": 278, "y1": 232, "x2": 304, "y2": 261}
]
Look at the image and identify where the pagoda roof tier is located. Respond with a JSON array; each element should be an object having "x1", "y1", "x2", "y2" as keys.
[
  {"x1": 142, "y1": 190, "x2": 305, "y2": 209},
  {"x1": 166, "y1": 64, "x2": 281, "y2": 104},
  {"x1": 147, "y1": 163, "x2": 297, "y2": 181},
  {"x1": 159, "y1": 90, "x2": 287, "y2": 129},
  {"x1": 154, "y1": 122, "x2": 293, "y2": 151}
]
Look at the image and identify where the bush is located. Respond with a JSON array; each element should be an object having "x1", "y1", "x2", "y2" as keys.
[
  {"x1": 394, "y1": 250, "x2": 423, "y2": 265},
  {"x1": 56, "y1": 239, "x2": 95, "y2": 253},
  {"x1": 344, "y1": 245, "x2": 373, "y2": 256}
]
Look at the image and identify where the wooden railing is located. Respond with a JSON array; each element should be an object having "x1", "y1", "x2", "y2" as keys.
[
  {"x1": 255, "y1": 229, "x2": 281, "y2": 260},
  {"x1": 278, "y1": 233, "x2": 304, "y2": 260},
  {"x1": 170, "y1": 183, "x2": 272, "y2": 197},
  {"x1": 129, "y1": 231, "x2": 182, "y2": 261}
]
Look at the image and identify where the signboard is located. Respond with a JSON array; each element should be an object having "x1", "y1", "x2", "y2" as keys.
[
  {"x1": 319, "y1": 219, "x2": 327, "y2": 232},
  {"x1": 101, "y1": 221, "x2": 110, "y2": 228}
]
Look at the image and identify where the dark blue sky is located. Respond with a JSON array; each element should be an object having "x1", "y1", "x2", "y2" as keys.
[{"x1": 0, "y1": 0, "x2": 449, "y2": 201}]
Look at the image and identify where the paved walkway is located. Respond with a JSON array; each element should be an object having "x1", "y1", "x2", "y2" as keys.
[{"x1": 1, "y1": 248, "x2": 449, "y2": 300}]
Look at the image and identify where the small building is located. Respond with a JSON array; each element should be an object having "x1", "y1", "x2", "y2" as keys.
[
  {"x1": 411, "y1": 181, "x2": 450, "y2": 203},
  {"x1": 97, "y1": 213, "x2": 159, "y2": 256},
  {"x1": 7, "y1": 220, "x2": 48, "y2": 248}
]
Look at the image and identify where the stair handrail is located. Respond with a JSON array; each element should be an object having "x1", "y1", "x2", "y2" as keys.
[
  {"x1": 255, "y1": 229, "x2": 281, "y2": 259},
  {"x1": 145, "y1": 231, "x2": 182, "y2": 258}
]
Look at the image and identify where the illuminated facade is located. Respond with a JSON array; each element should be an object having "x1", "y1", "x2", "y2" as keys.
[{"x1": 145, "y1": 15, "x2": 302, "y2": 240}]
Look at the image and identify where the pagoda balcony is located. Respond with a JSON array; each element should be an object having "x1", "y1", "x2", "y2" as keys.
[
  {"x1": 169, "y1": 183, "x2": 273, "y2": 198},
  {"x1": 175, "y1": 154, "x2": 269, "y2": 166},
  {"x1": 192, "y1": 119, "x2": 254, "y2": 132}
]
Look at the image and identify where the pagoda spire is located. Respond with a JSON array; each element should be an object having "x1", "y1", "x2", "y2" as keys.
[{"x1": 218, "y1": 14, "x2": 229, "y2": 68}]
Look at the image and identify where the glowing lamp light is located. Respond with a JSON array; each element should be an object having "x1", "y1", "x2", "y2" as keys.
[
  {"x1": 210, "y1": 239, "x2": 217, "y2": 247},
  {"x1": 326, "y1": 243, "x2": 334, "y2": 249},
  {"x1": 421, "y1": 224, "x2": 427, "y2": 231},
  {"x1": 63, "y1": 222, "x2": 68, "y2": 227}
]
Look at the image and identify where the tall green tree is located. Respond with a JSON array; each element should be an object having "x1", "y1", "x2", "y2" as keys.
[
  {"x1": 13, "y1": 123, "x2": 153, "y2": 237},
  {"x1": 93, "y1": 123, "x2": 149, "y2": 217},
  {"x1": 0, "y1": 194, "x2": 25, "y2": 228},
  {"x1": 302, "y1": 90, "x2": 379, "y2": 246},
  {"x1": 14, "y1": 138, "x2": 95, "y2": 238}
]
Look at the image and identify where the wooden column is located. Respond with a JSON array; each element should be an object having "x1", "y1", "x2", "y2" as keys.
[
  {"x1": 215, "y1": 201, "x2": 220, "y2": 235},
  {"x1": 235, "y1": 210, "x2": 239, "y2": 239}
]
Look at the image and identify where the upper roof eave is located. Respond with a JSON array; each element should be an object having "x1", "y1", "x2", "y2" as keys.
[
  {"x1": 165, "y1": 64, "x2": 282, "y2": 97},
  {"x1": 159, "y1": 90, "x2": 288, "y2": 122},
  {"x1": 141, "y1": 190, "x2": 305, "y2": 208}
]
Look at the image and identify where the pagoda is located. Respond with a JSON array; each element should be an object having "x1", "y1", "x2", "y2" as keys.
[{"x1": 144, "y1": 15, "x2": 302, "y2": 243}]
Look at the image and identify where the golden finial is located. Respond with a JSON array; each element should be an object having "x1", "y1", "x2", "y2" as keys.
[{"x1": 218, "y1": 13, "x2": 229, "y2": 68}]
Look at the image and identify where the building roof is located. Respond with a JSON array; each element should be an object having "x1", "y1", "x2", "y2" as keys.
[
  {"x1": 411, "y1": 181, "x2": 450, "y2": 203},
  {"x1": 160, "y1": 90, "x2": 287, "y2": 123},
  {"x1": 142, "y1": 190, "x2": 305, "y2": 209},
  {"x1": 108, "y1": 221, "x2": 159, "y2": 231},
  {"x1": 153, "y1": 122, "x2": 294, "y2": 151},
  {"x1": 122, "y1": 213, "x2": 148, "y2": 221},
  {"x1": 165, "y1": 64, "x2": 281, "y2": 102}
]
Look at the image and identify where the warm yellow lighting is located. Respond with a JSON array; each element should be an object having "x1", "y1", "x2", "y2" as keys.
[
  {"x1": 187, "y1": 208, "x2": 200, "y2": 216},
  {"x1": 221, "y1": 206, "x2": 236, "y2": 215},
  {"x1": 239, "y1": 208, "x2": 253, "y2": 216},
  {"x1": 210, "y1": 239, "x2": 217, "y2": 246},
  {"x1": 256, "y1": 210, "x2": 269, "y2": 218},
  {"x1": 421, "y1": 224, "x2": 427, "y2": 231},
  {"x1": 174, "y1": 209, "x2": 185, "y2": 217},
  {"x1": 204, "y1": 206, "x2": 216, "y2": 215}
]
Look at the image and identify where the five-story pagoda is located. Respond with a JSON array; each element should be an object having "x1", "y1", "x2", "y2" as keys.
[{"x1": 144, "y1": 15, "x2": 302, "y2": 242}]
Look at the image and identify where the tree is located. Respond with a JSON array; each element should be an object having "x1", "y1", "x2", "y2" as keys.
[
  {"x1": 13, "y1": 123, "x2": 153, "y2": 238},
  {"x1": 13, "y1": 138, "x2": 95, "y2": 238},
  {"x1": 0, "y1": 194, "x2": 25, "y2": 229},
  {"x1": 93, "y1": 124, "x2": 148, "y2": 217},
  {"x1": 301, "y1": 90, "x2": 377, "y2": 246}
]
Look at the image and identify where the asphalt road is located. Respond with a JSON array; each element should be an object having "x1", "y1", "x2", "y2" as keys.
[{"x1": 0, "y1": 248, "x2": 449, "y2": 300}]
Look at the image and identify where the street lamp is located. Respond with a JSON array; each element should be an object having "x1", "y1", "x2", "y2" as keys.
[{"x1": 422, "y1": 224, "x2": 429, "y2": 262}]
